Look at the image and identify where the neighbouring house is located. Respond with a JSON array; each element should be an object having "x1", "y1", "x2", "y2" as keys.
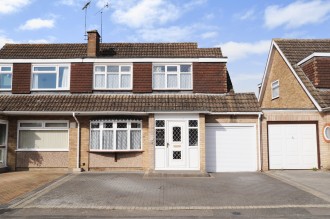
[
  {"x1": 259, "y1": 39, "x2": 330, "y2": 170},
  {"x1": 0, "y1": 30, "x2": 261, "y2": 173}
]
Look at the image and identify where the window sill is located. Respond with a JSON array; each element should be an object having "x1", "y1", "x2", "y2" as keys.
[
  {"x1": 16, "y1": 149, "x2": 69, "y2": 152},
  {"x1": 271, "y1": 96, "x2": 279, "y2": 100},
  {"x1": 89, "y1": 150, "x2": 143, "y2": 153},
  {"x1": 31, "y1": 89, "x2": 70, "y2": 91}
]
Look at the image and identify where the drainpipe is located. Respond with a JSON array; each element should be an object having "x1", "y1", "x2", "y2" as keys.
[
  {"x1": 72, "y1": 112, "x2": 80, "y2": 171},
  {"x1": 257, "y1": 113, "x2": 262, "y2": 171}
]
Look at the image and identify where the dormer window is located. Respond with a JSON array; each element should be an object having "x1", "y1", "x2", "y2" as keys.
[
  {"x1": 153, "y1": 64, "x2": 192, "y2": 90},
  {"x1": 271, "y1": 80, "x2": 279, "y2": 99},
  {"x1": 0, "y1": 65, "x2": 12, "y2": 90},
  {"x1": 31, "y1": 65, "x2": 70, "y2": 90},
  {"x1": 93, "y1": 64, "x2": 132, "y2": 90}
]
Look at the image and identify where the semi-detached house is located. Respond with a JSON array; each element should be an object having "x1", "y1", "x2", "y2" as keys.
[{"x1": 0, "y1": 30, "x2": 260, "y2": 173}]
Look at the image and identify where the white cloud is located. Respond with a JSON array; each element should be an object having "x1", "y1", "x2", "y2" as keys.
[
  {"x1": 111, "y1": 0, "x2": 180, "y2": 28},
  {"x1": 219, "y1": 40, "x2": 270, "y2": 61},
  {"x1": 138, "y1": 26, "x2": 193, "y2": 42},
  {"x1": 201, "y1": 31, "x2": 218, "y2": 39},
  {"x1": 19, "y1": 18, "x2": 55, "y2": 30},
  {"x1": 0, "y1": 35, "x2": 15, "y2": 49},
  {"x1": 27, "y1": 36, "x2": 56, "y2": 44},
  {"x1": 236, "y1": 9, "x2": 255, "y2": 20},
  {"x1": 264, "y1": 0, "x2": 330, "y2": 29},
  {"x1": 0, "y1": 0, "x2": 31, "y2": 14}
]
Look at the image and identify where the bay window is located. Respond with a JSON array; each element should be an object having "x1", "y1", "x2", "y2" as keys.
[
  {"x1": 94, "y1": 64, "x2": 132, "y2": 89},
  {"x1": 17, "y1": 121, "x2": 69, "y2": 151},
  {"x1": 90, "y1": 120, "x2": 142, "y2": 151},
  {"x1": 32, "y1": 65, "x2": 70, "y2": 90},
  {"x1": 0, "y1": 65, "x2": 12, "y2": 90},
  {"x1": 153, "y1": 64, "x2": 192, "y2": 90}
]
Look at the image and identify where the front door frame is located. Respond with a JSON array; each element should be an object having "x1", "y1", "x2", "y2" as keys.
[{"x1": 0, "y1": 120, "x2": 8, "y2": 167}]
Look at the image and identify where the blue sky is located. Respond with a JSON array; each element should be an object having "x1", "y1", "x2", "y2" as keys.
[{"x1": 1, "y1": 0, "x2": 330, "y2": 94}]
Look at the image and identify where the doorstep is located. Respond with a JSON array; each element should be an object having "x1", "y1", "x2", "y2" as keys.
[{"x1": 144, "y1": 170, "x2": 211, "y2": 178}]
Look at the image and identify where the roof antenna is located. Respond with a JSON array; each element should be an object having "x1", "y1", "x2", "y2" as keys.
[
  {"x1": 95, "y1": 2, "x2": 109, "y2": 43},
  {"x1": 82, "y1": 1, "x2": 92, "y2": 40}
]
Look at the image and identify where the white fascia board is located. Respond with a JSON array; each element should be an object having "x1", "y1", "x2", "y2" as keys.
[
  {"x1": 209, "y1": 112, "x2": 262, "y2": 115},
  {"x1": 272, "y1": 42, "x2": 322, "y2": 112},
  {"x1": 297, "y1": 52, "x2": 330, "y2": 66},
  {"x1": 258, "y1": 40, "x2": 275, "y2": 102},
  {"x1": 0, "y1": 57, "x2": 227, "y2": 64},
  {"x1": 2, "y1": 111, "x2": 149, "y2": 116},
  {"x1": 262, "y1": 109, "x2": 318, "y2": 113}
]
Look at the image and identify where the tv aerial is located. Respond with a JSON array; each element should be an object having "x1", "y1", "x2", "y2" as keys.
[
  {"x1": 82, "y1": 1, "x2": 92, "y2": 40},
  {"x1": 95, "y1": 2, "x2": 110, "y2": 43}
]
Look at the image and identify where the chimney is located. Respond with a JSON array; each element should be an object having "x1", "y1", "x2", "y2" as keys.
[{"x1": 87, "y1": 30, "x2": 100, "y2": 57}]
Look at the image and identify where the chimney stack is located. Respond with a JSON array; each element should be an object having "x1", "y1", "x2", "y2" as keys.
[{"x1": 87, "y1": 30, "x2": 100, "y2": 57}]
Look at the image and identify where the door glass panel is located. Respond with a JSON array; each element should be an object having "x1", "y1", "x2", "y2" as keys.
[
  {"x1": 156, "y1": 129, "x2": 165, "y2": 146},
  {"x1": 172, "y1": 127, "x2": 181, "y2": 142},
  {"x1": 0, "y1": 124, "x2": 6, "y2": 145},
  {"x1": 0, "y1": 149, "x2": 3, "y2": 163},
  {"x1": 189, "y1": 129, "x2": 198, "y2": 146},
  {"x1": 173, "y1": 151, "x2": 181, "y2": 159}
]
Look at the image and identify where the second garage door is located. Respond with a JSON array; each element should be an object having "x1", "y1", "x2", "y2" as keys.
[
  {"x1": 206, "y1": 124, "x2": 258, "y2": 172},
  {"x1": 268, "y1": 124, "x2": 318, "y2": 169}
]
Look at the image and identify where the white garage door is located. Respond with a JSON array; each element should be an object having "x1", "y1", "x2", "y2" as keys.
[
  {"x1": 268, "y1": 124, "x2": 318, "y2": 169},
  {"x1": 206, "y1": 124, "x2": 257, "y2": 172}
]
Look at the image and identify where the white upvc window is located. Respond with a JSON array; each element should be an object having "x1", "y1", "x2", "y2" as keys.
[
  {"x1": 94, "y1": 64, "x2": 132, "y2": 90},
  {"x1": 152, "y1": 64, "x2": 192, "y2": 90},
  {"x1": 324, "y1": 126, "x2": 330, "y2": 141},
  {"x1": 0, "y1": 65, "x2": 12, "y2": 90},
  {"x1": 31, "y1": 65, "x2": 70, "y2": 90},
  {"x1": 271, "y1": 80, "x2": 279, "y2": 99},
  {"x1": 90, "y1": 120, "x2": 142, "y2": 151},
  {"x1": 17, "y1": 121, "x2": 69, "y2": 151}
]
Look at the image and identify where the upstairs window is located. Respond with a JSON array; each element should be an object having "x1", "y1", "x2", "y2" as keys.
[
  {"x1": 32, "y1": 65, "x2": 70, "y2": 90},
  {"x1": 271, "y1": 80, "x2": 279, "y2": 99},
  {"x1": 94, "y1": 64, "x2": 132, "y2": 89},
  {"x1": 0, "y1": 65, "x2": 12, "y2": 90},
  {"x1": 153, "y1": 64, "x2": 192, "y2": 90}
]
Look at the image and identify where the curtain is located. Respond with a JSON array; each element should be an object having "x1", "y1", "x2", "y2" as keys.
[
  {"x1": 59, "y1": 67, "x2": 69, "y2": 88},
  {"x1": 32, "y1": 74, "x2": 39, "y2": 89}
]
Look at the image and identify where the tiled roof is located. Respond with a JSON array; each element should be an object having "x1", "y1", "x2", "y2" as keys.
[
  {"x1": 274, "y1": 39, "x2": 330, "y2": 108},
  {"x1": 0, "y1": 93, "x2": 260, "y2": 113},
  {"x1": 0, "y1": 43, "x2": 223, "y2": 59}
]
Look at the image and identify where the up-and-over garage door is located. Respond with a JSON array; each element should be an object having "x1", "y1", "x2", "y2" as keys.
[
  {"x1": 206, "y1": 124, "x2": 258, "y2": 172},
  {"x1": 268, "y1": 124, "x2": 318, "y2": 169}
]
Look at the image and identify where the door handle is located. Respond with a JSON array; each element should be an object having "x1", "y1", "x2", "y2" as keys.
[{"x1": 167, "y1": 143, "x2": 169, "y2": 148}]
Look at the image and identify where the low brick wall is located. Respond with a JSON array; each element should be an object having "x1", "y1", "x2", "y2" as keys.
[{"x1": 16, "y1": 151, "x2": 69, "y2": 168}]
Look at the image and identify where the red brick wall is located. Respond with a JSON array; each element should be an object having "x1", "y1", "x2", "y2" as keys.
[
  {"x1": 133, "y1": 63, "x2": 152, "y2": 93},
  {"x1": 193, "y1": 62, "x2": 227, "y2": 93},
  {"x1": 12, "y1": 63, "x2": 31, "y2": 94},
  {"x1": 301, "y1": 57, "x2": 330, "y2": 89},
  {"x1": 301, "y1": 58, "x2": 317, "y2": 86},
  {"x1": 70, "y1": 63, "x2": 93, "y2": 93}
]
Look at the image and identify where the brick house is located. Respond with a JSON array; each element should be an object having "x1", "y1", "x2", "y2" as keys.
[
  {"x1": 0, "y1": 30, "x2": 260, "y2": 173},
  {"x1": 259, "y1": 39, "x2": 330, "y2": 170}
]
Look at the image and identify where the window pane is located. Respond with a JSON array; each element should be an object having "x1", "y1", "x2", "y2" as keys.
[
  {"x1": 189, "y1": 120, "x2": 198, "y2": 127},
  {"x1": 107, "y1": 73, "x2": 119, "y2": 88},
  {"x1": 32, "y1": 73, "x2": 56, "y2": 89},
  {"x1": 116, "y1": 130, "x2": 127, "y2": 150},
  {"x1": 153, "y1": 66, "x2": 165, "y2": 72},
  {"x1": 58, "y1": 67, "x2": 69, "y2": 88},
  {"x1": 45, "y1": 123, "x2": 67, "y2": 128},
  {"x1": 0, "y1": 74, "x2": 12, "y2": 89},
  {"x1": 107, "y1": 66, "x2": 119, "y2": 72},
  {"x1": 121, "y1": 66, "x2": 131, "y2": 72},
  {"x1": 156, "y1": 120, "x2": 165, "y2": 127},
  {"x1": 1, "y1": 67, "x2": 11, "y2": 72},
  {"x1": 173, "y1": 151, "x2": 181, "y2": 159},
  {"x1": 189, "y1": 129, "x2": 198, "y2": 146},
  {"x1": 130, "y1": 130, "x2": 141, "y2": 150},
  {"x1": 325, "y1": 127, "x2": 330, "y2": 140},
  {"x1": 95, "y1": 66, "x2": 105, "y2": 72},
  {"x1": 0, "y1": 149, "x2": 3, "y2": 163},
  {"x1": 180, "y1": 73, "x2": 191, "y2": 89},
  {"x1": 0, "y1": 124, "x2": 6, "y2": 145},
  {"x1": 167, "y1": 74, "x2": 177, "y2": 88},
  {"x1": 19, "y1": 130, "x2": 68, "y2": 150},
  {"x1": 131, "y1": 123, "x2": 141, "y2": 128},
  {"x1": 20, "y1": 122, "x2": 42, "y2": 128},
  {"x1": 103, "y1": 123, "x2": 113, "y2": 128},
  {"x1": 272, "y1": 87, "x2": 279, "y2": 98},
  {"x1": 90, "y1": 130, "x2": 100, "y2": 149},
  {"x1": 121, "y1": 74, "x2": 131, "y2": 88},
  {"x1": 156, "y1": 129, "x2": 165, "y2": 146},
  {"x1": 180, "y1": 65, "x2": 191, "y2": 72},
  {"x1": 117, "y1": 123, "x2": 127, "y2": 128},
  {"x1": 34, "y1": 66, "x2": 56, "y2": 71},
  {"x1": 95, "y1": 74, "x2": 105, "y2": 88},
  {"x1": 102, "y1": 130, "x2": 113, "y2": 150},
  {"x1": 167, "y1": 66, "x2": 177, "y2": 72},
  {"x1": 173, "y1": 127, "x2": 181, "y2": 142},
  {"x1": 91, "y1": 123, "x2": 99, "y2": 129},
  {"x1": 153, "y1": 73, "x2": 165, "y2": 89}
]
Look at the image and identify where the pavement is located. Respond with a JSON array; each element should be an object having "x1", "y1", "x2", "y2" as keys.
[{"x1": 0, "y1": 170, "x2": 330, "y2": 218}]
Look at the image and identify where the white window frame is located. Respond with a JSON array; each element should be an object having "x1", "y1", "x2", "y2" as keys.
[
  {"x1": 31, "y1": 64, "x2": 70, "y2": 91},
  {"x1": 324, "y1": 126, "x2": 330, "y2": 141},
  {"x1": 152, "y1": 63, "x2": 193, "y2": 90},
  {"x1": 90, "y1": 120, "x2": 142, "y2": 152},
  {"x1": 17, "y1": 120, "x2": 69, "y2": 151},
  {"x1": 271, "y1": 80, "x2": 279, "y2": 99},
  {"x1": 0, "y1": 65, "x2": 13, "y2": 90},
  {"x1": 93, "y1": 64, "x2": 133, "y2": 90}
]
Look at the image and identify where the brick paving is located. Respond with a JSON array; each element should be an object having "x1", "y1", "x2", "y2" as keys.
[{"x1": 0, "y1": 171, "x2": 65, "y2": 205}]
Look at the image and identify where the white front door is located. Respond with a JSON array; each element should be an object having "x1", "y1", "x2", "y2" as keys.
[
  {"x1": 0, "y1": 122, "x2": 8, "y2": 167},
  {"x1": 168, "y1": 121, "x2": 186, "y2": 168}
]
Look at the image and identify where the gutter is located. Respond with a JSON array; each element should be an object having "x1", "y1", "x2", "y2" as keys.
[{"x1": 72, "y1": 112, "x2": 81, "y2": 172}]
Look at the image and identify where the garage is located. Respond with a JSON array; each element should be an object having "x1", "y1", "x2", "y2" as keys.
[
  {"x1": 206, "y1": 124, "x2": 258, "y2": 172},
  {"x1": 268, "y1": 124, "x2": 318, "y2": 169}
]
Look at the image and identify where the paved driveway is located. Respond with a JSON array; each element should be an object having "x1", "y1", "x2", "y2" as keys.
[{"x1": 11, "y1": 172, "x2": 329, "y2": 210}]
